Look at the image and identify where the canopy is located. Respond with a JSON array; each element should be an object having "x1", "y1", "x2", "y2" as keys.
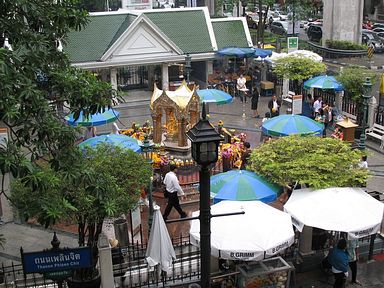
[
  {"x1": 190, "y1": 201, "x2": 295, "y2": 261},
  {"x1": 284, "y1": 187, "x2": 384, "y2": 239},
  {"x1": 253, "y1": 48, "x2": 273, "y2": 58},
  {"x1": 65, "y1": 108, "x2": 120, "y2": 127},
  {"x1": 304, "y1": 75, "x2": 343, "y2": 91},
  {"x1": 262, "y1": 114, "x2": 324, "y2": 137},
  {"x1": 196, "y1": 89, "x2": 233, "y2": 105},
  {"x1": 266, "y1": 50, "x2": 322, "y2": 63},
  {"x1": 217, "y1": 47, "x2": 255, "y2": 58},
  {"x1": 146, "y1": 206, "x2": 176, "y2": 272},
  {"x1": 78, "y1": 134, "x2": 141, "y2": 153},
  {"x1": 210, "y1": 170, "x2": 279, "y2": 203}
]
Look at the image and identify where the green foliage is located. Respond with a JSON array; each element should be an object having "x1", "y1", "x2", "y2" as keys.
[
  {"x1": 0, "y1": 0, "x2": 118, "y2": 255},
  {"x1": 325, "y1": 40, "x2": 367, "y2": 51},
  {"x1": 336, "y1": 66, "x2": 377, "y2": 102},
  {"x1": 248, "y1": 135, "x2": 369, "y2": 189},
  {"x1": 11, "y1": 144, "x2": 151, "y2": 245},
  {"x1": 273, "y1": 55, "x2": 326, "y2": 81}
]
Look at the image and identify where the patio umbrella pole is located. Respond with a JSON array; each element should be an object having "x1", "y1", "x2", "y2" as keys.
[{"x1": 200, "y1": 164, "x2": 211, "y2": 287}]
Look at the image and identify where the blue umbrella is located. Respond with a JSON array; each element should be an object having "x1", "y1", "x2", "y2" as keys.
[
  {"x1": 217, "y1": 47, "x2": 255, "y2": 58},
  {"x1": 65, "y1": 108, "x2": 120, "y2": 127},
  {"x1": 262, "y1": 114, "x2": 324, "y2": 137},
  {"x1": 78, "y1": 134, "x2": 141, "y2": 153},
  {"x1": 253, "y1": 48, "x2": 273, "y2": 58},
  {"x1": 196, "y1": 89, "x2": 233, "y2": 104},
  {"x1": 210, "y1": 170, "x2": 279, "y2": 204},
  {"x1": 304, "y1": 75, "x2": 343, "y2": 91}
]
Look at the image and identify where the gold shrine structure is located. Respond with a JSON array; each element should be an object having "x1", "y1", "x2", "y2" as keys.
[{"x1": 150, "y1": 81, "x2": 200, "y2": 148}]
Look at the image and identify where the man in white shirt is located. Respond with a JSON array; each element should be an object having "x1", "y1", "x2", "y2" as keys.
[
  {"x1": 163, "y1": 164, "x2": 187, "y2": 220},
  {"x1": 237, "y1": 74, "x2": 247, "y2": 103},
  {"x1": 313, "y1": 96, "x2": 322, "y2": 116}
]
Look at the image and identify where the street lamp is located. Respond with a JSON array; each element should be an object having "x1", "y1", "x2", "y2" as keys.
[
  {"x1": 359, "y1": 77, "x2": 373, "y2": 150},
  {"x1": 185, "y1": 54, "x2": 192, "y2": 84},
  {"x1": 240, "y1": 0, "x2": 248, "y2": 17},
  {"x1": 186, "y1": 103, "x2": 223, "y2": 287},
  {"x1": 140, "y1": 135, "x2": 155, "y2": 231}
]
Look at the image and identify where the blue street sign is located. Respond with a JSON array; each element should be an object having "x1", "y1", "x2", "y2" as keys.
[{"x1": 22, "y1": 247, "x2": 92, "y2": 274}]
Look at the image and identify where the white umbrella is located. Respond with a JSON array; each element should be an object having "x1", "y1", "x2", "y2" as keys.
[
  {"x1": 189, "y1": 201, "x2": 295, "y2": 261},
  {"x1": 284, "y1": 187, "x2": 384, "y2": 239},
  {"x1": 146, "y1": 205, "x2": 176, "y2": 273}
]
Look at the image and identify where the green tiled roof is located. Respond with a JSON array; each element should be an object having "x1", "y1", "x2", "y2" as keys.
[
  {"x1": 66, "y1": 14, "x2": 137, "y2": 62},
  {"x1": 144, "y1": 10, "x2": 213, "y2": 54},
  {"x1": 212, "y1": 19, "x2": 249, "y2": 49}
]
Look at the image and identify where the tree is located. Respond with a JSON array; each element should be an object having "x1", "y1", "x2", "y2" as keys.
[
  {"x1": 11, "y1": 144, "x2": 152, "y2": 279},
  {"x1": 0, "y1": 0, "x2": 118, "y2": 263},
  {"x1": 272, "y1": 55, "x2": 326, "y2": 94},
  {"x1": 248, "y1": 135, "x2": 369, "y2": 189},
  {"x1": 336, "y1": 66, "x2": 377, "y2": 125}
]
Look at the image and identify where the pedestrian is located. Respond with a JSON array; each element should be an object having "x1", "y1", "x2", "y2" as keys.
[
  {"x1": 347, "y1": 238, "x2": 362, "y2": 286},
  {"x1": 162, "y1": 164, "x2": 187, "y2": 221},
  {"x1": 251, "y1": 84, "x2": 260, "y2": 118},
  {"x1": 358, "y1": 155, "x2": 368, "y2": 169},
  {"x1": 328, "y1": 238, "x2": 349, "y2": 288},
  {"x1": 313, "y1": 96, "x2": 323, "y2": 117},
  {"x1": 268, "y1": 95, "x2": 281, "y2": 117},
  {"x1": 84, "y1": 126, "x2": 96, "y2": 140},
  {"x1": 111, "y1": 122, "x2": 120, "y2": 135},
  {"x1": 236, "y1": 74, "x2": 247, "y2": 103},
  {"x1": 240, "y1": 142, "x2": 251, "y2": 170}
]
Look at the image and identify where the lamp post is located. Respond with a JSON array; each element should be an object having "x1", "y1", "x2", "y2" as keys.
[
  {"x1": 185, "y1": 54, "x2": 192, "y2": 84},
  {"x1": 240, "y1": 0, "x2": 248, "y2": 17},
  {"x1": 359, "y1": 77, "x2": 373, "y2": 150},
  {"x1": 140, "y1": 135, "x2": 155, "y2": 231},
  {"x1": 186, "y1": 103, "x2": 223, "y2": 288}
]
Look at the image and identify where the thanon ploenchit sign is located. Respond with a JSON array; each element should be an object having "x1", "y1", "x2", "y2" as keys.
[{"x1": 21, "y1": 247, "x2": 92, "y2": 274}]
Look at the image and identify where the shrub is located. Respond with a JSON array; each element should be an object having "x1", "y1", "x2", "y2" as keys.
[{"x1": 325, "y1": 40, "x2": 367, "y2": 50}]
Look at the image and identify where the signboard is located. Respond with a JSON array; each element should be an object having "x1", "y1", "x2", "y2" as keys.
[
  {"x1": 22, "y1": 247, "x2": 92, "y2": 274},
  {"x1": 129, "y1": 205, "x2": 141, "y2": 236},
  {"x1": 287, "y1": 37, "x2": 298, "y2": 53},
  {"x1": 292, "y1": 95, "x2": 303, "y2": 115}
]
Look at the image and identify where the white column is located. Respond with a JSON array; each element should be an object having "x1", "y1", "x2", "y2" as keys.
[
  {"x1": 110, "y1": 68, "x2": 117, "y2": 91},
  {"x1": 299, "y1": 226, "x2": 314, "y2": 256},
  {"x1": 368, "y1": 96, "x2": 377, "y2": 127},
  {"x1": 162, "y1": 63, "x2": 169, "y2": 90},
  {"x1": 323, "y1": 0, "x2": 363, "y2": 45},
  {"x1": 98, "y1": 234, "x2": 115, "y2": 288},
  {"x1": 283, "y1": 79, "x2": 289, "y2": 96}
]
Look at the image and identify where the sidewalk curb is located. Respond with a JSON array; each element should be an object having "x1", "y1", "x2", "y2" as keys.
[{"x1": 324, "y1": 59, "x2": 384, "y2": 70}]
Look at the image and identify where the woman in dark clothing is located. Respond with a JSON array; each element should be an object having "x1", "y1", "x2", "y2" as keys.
[{"x1": 251, "y1": 85, "x2": 260, "y2": 118}]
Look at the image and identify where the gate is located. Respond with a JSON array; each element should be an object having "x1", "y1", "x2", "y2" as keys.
[{"x1": 118, "y1": 66, "x2": 149, "y2": 91}]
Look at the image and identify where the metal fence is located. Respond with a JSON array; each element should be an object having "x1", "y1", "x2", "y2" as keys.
[
  {"x1": 375, "y1": 106, "x2": 384, "y2": 126},
  {"x1": 341, "y1": 92, "x2": 358, "y2": 120}
]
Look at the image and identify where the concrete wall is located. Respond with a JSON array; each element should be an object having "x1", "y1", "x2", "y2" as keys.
[{"x1": 323, "y1": 0, "x2": 364, "y2": 45}]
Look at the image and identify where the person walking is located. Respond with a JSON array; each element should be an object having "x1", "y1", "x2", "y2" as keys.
[
  {"x1": 236, "y1": 74, "x2": 247, "y2": 103},
  {"x1": 268, "y1": 95, "x2": 281, "y2": 117},
  {"x1": 329, "y1": 238, "x2": 349, "y2": 288},
  {"x1": 313, "y1": 96, "x2": 323, "y2": 117},
  {"x1": 251, "y1": 84, "x2": 260, "y2": 118},
  {"x1": 163, "y1": 164, "x2": 187, "y2": 221},
  {"x1": 347, "y1": 238, "x2": 362, "y2": 285}
]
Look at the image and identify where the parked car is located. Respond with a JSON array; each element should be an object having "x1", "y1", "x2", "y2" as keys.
[
  {"x1": 307, "y1": 25, "x2": 322, "y2": 42},
  {"x1": 373, "y1": 27, "x2": 384, "y2": 33},
  {"x1": 362, "y1": 30, "x2": 384, "y2": 53},
  {"x1": 270, "y1": 20, "x2": 288, "y2": 35},
  {"x1": 246, "y1": 14, "x2": 259, "y2": 29},
  {"x1": 304, "y1": 19, "x2": 323, "y2": 32},
  {"x1": 372, "y1": 23, "x2": 384, "y2": 30}
]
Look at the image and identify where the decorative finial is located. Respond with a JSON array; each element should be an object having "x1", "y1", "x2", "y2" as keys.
[
  {"x1": 202, "y1": 102, "x2": 207, "y2": 120},
  {"x1": 51, "y1": 232, "x2": 60, "y2": 250}
]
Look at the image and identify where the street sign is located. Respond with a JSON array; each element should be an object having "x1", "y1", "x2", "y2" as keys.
[
  {"x1": 21, "y1": 246, "x2": 92, "y2": 274},
  {"x1": 368, "y1": 45, "x2": 374, "y2": 59},
  {"x1": 287, "y1": 37, "x2": 298, "y2": 53}
]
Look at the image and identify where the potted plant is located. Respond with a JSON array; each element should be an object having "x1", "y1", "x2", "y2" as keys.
[{"x1": 10, "y1": 144, "x2": 152, "y2": 287}]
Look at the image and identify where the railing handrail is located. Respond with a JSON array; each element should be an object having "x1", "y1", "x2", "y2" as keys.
[{"x1": 307, "y1": 41, "x2": 367, "y2": 58}]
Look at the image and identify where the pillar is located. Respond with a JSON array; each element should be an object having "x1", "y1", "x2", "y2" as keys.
[
  {"x1": 299, "y1": 226, "x2": 314, "y2": 256},
  {"x1": 283, "y1": 79, "x2": 289, "y2": 95},
  {"x1": 152, "y1": 114, "x2": 162, "y2": 144},
  {"x1": 98, "y1": 234, "x2": 115, "y2": 288},
  {"x1": 206, "y1": 60, "x2": 213, "y2": 86},
  {"x1": 368, "y1": 96, "x2": 377, "y2": 128},
  {"x1": 178, "y1": 118, "x2": 187, "y2": 147},
  {"x1": 162, "y1": 63, "x2": 169, "y2": 90},
  {"x1": 335, "y1": 90, "x2": 344, "y2": 113},
  {"x1": 323, "y1": 0, "x2": 364, "y2": 45},
  {"x1": 110, "y1": 68, "x2": 117, "y2": 91}
]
